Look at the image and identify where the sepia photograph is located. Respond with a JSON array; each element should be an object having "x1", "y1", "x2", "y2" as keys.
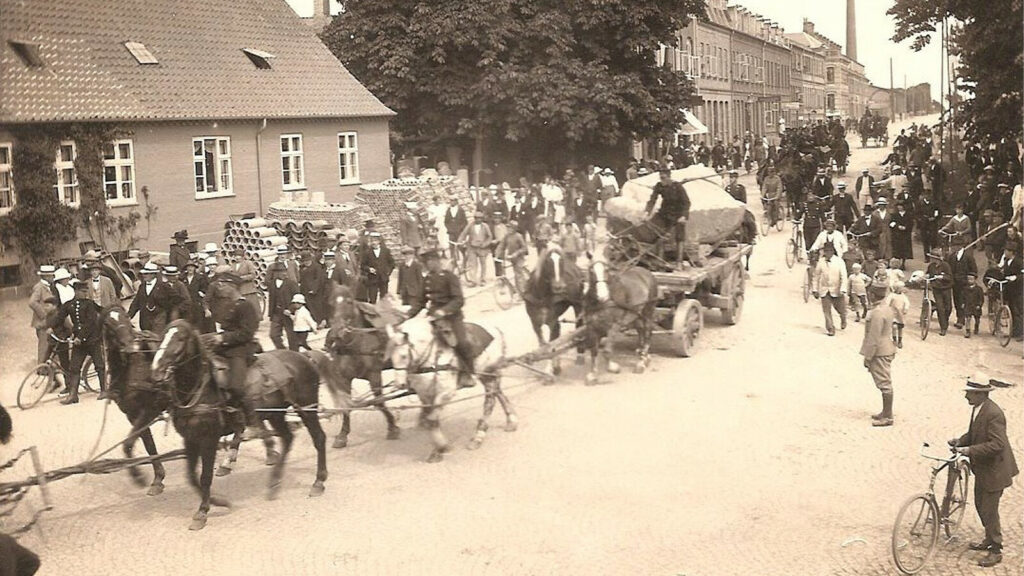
[{"x1": 0, "y1": 0, "x2": 1020, "y2": 574}]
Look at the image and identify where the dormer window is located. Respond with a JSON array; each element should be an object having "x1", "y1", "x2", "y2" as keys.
[
  {"x1": 124, "y1": 41, "x2": 158, "y2": 65},
  {"x1": 8, "y1": 40, "x2": 44, "y2": 68},
  {"x1": 242, "y1": 48, "x2": 275, "y2": 70}
]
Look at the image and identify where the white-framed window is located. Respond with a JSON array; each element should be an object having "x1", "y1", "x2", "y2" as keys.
[
  {"x1": 193, "y1": 137, "x2": 233, "y2": 198},
  {"x1": 103, "y1": 139, "x2": 136, "y2": 206},
  {"x1": 280, "y1": 134, "x2": 304, "y2": 190},
  {"x1": 54, "y1": 141, "x2": 78, "y2": 206},
  {"x1": 0, "y1": 143, "x2": 13, "y2": 214},
  {"x1": 338, "y1": 132, "x2": 359, "y2": 184}
]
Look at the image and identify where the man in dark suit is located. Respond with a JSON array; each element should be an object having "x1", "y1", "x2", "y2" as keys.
[
  {"x1": 332, "y1": 238, "x2": 357, "y2": 289},
  {"x1": 950, "y1": 377, "x2": 1018, "y2": 568},
  {"x1": 128, "y1": 262, "x2": 174, "y2": 334},
  {"x1": 266, "y1": 262, "x2": 299, "y2": 350},
  {"x1": 51, "y1": 280, "x2": 107, "y2": 403},
  {"x1": 162, "y1": 266, "x2": 193, "y2": 323},
  {"x1": 210, "y1": 277, "x2": 261, "y2": 434},
  {"x1": 832, "y1": 182, "x2": 860, "y2": 232},
  {"x1": 850, "y1": 201, "x2": 884, "y2": 255},
  {"x1": 810, "y1": 167, "x2": 833, "y2": 202},
  {"x1": 299, "y1": 251, "x2": 327, "y2": 325},
  {"x1": 169, "y1": 230, "x2": 192, "y2": 271},
  {"x1": 998, "y1": 243, "x2": 1022, "y2": 339},
  {"x1": 396, "y1": 245, "x2": 424, "y2": 306},
  {"x1": 444, "y1": 195, "x2": 468, "y2": 249},
  {"x1": 947, "y1": 247, "x2": 978, "y2": 329},
  {"x1": 359, "y1": 232, "x2": 394, "y2": 303},
  {"x1": 182, "y1": 260, "x2": 211, "y2": 332}
]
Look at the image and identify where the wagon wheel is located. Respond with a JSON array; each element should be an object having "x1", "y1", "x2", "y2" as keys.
[
  {"x1": 671, "y1": 300, "x2": 703, "y2": 357},
  {"x1": 720, "y1": 264, "x2": 745, "y2": 325}
]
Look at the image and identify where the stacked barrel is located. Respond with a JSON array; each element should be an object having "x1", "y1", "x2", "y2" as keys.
[{"x1": 221, "y1": 217, "x2": 284, "y2": 288}]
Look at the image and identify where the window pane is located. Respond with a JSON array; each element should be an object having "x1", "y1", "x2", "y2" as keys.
[
  {"x1": 121, "y1": 182, "x2": 133, "y2": 198},
  {"x1": 121, "y1": 166, "x2": 132, "y2": 181},
  {"x1": 281, "y1": 138, "x2": 289, "y2": 153},
  {"x1": 292, "y1": 136, "x2": 301, "y2": 150},
  {"x1": 0, "y1": 173, "x2": 9, "y2": 189},
  {"x1": 194, "y1": 140, "x2": 203, "y2": 157},
  {"x1": 204, "y1": 148, "x2": 216, "y2": 192},
  {"x1": 0, "y1": 147, "x2": 9, "y2": 165},
  {"x1": 219, "y1": 139, "x2": 229, "y2": 156},
  {"x1": 220, "y1": 159, "x2": 231, "y2": 190},
  {"x1": 119, "y1": 142, "x2": 131, "y2": 159},
  {"x1": 104, "y1": 165, "x2": 117, "y2": 183},
  {"x1": 62, "y1": 168, "x2": 75, "y2": 184},
  {"x1": 106, "y1": 183, "x2": 118, "y2": 199},
  {"x1": 60, "y1": 145, "x2": 74, "y2": 162},
  {"x1": 195, "y1": 160, "x2": 204, "y2": 180},
  {"x1": 196, "y1": 177, "x2": 205, "y2": 193}
]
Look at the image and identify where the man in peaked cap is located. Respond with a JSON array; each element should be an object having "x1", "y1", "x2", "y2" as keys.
[
  {"x1": 860, "y1": 284, "x2": 896, "y2": 427},
  {"x1": 949, "y1": 374, "x2": 1018, "y2": 567},
  {"x1": 50, "y1": 279, "x2": 106, "y2": 403}
]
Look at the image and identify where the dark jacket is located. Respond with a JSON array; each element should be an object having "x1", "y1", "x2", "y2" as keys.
[
  {"x1": 397, "y1": 259, "x2": 425, "y2": 304},
  {"x1": 268, "y1": 277, "x2": 300, "y2": 319},
  {"x1": 217, "y1": 298, "x2": 260, "y2": 358},
  {"x1": 947, "y1": 250, "x2": 978, "y2": 284},
  {"x1": 444, "y1": 206, "x2": 468, "y2": 240},
  {"x1": 52, "y1": 296, "x2": 103, "y2": 344},
  {"x1": 408, "y1": 269, "x2": 464, "y2": 319},
  {"x1": 360, "y1": 245, "x2": 395, "y2": 287},
  {"x1": 956, "y1": 399, "x2": 1019, "y2": 492},
  {"x1": 127, "y1": 280, "x2": 175, "y2": 333},
  {"x1": 645, "y1": 181, "x2": 691, "y2": 221}
]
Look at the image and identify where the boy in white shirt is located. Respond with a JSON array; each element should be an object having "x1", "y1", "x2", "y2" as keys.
[
  {"x1": 888, "y1": 281, "x2": 911, "y2": 348},
  {"x1": 285, "y1": 293, "x2": 317, "y2": 352},
  {"x1": 847, "y1": 262, "x2": 871, "y2": 321}
]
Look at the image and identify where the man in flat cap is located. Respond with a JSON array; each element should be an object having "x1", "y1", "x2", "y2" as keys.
[{"x1": 860, "y1": 284, "x2": 896, "y2": 427}]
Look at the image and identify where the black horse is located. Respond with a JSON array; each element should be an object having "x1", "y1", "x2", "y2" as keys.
[
  {"x1": 320, "y1": 287, "x2": 400, "y2": 448},
  {"x1": 151, "y1": 319, "x2": 328, "y2": 530},
  {"x1": 522, "y1": 247, "x2": 586, "y2": 377}
]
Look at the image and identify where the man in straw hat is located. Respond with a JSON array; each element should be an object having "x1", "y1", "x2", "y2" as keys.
[
  {"x1": 948, "y1": 374, "x2": 1018, "y2": 568},
  {"x1": 29, "y1": 265, "x2": 57, "y2": 363},
  {"x1": 128, "y1": 262, "x2": 171, "y2": 334},
  {"x1": 161, "y1": 266, "x2": 192, "y2": 324},
  {"x1": 860, "y1": 284, "x2": 896, "y2": 427}
]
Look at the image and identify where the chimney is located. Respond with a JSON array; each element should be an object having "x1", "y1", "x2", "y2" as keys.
[
  {"x1": 321, "y1": 0, "x2": 331, "y2": 17},
  {"x1": 802, "y1": 19, "x2": 814, "y2": 35},
  {"x1": 846, "y1": 0, "x2": 858, "y2": 61}
]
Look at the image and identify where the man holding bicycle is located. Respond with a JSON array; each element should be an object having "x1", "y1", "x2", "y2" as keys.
[
  {"x1": 949, "y1": 376, "x2": 1018, "y2": 568},
  {"x1": 760, "y1": 165, "x2": 782, "y2": 227},
  {"x1": 49, "y1": 280, "x2": 105, "y2": 405}
]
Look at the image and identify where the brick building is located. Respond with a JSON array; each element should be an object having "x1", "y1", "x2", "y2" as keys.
[
  {"x1": 0, "y1": 0, "x2": 393, "y2": 280},
  {"x1": 791, "y1": 20, "x2": 870, "y2": 121},
  {"x1": 785, "y1": 30, "x2": 828, "y2": 124}
]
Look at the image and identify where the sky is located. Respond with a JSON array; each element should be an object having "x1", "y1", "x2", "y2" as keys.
[{"x1": 286, "y1": 0, "x2": 944, "y2": 101}]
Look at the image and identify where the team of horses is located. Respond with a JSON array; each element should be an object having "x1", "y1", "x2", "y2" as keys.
[{"x1": 97, "y1": 252, "x2": 659, "y2": 530}]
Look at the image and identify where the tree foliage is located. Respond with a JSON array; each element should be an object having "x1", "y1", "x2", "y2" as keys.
[
  {"x1": 321, "y1": 0, "x2": 704, "y2": 160},
  {"x1": 888, "y1": 0, "x2": 1023, "y2": 141}
]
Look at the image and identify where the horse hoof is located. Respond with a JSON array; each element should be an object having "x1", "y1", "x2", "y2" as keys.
[
  {"x1": 466, "y1": 438, "x2": 483, "y2": 451},
  {"x1": 542, "y1": 374, "x2": 556, "y2": 385},
  {"x1": 633, "y1": 363, "x2": 645, "y2": 374},
  {"x1": 607, "y1": 362, "x2": 621, "y2": 374},
  {"x1": 215, "y1": 465, "x2": 233, "y2": 477},
  {"x1": 146, "y1": 483, "x2": 165, "y2": 497},
  {"x1": 552, "y1": 364, "x2": 562, "y2": 376},
  {"x1": 426, "y1": 451, "x2": 444, "y2": 463},
  {"x1": 189, "y1": 514, "x2": 207, "y2": 531},
  {"x1": 585, "y1": 374, "x2": 598, "y2": 386},
  {"x1": 309, "y1": 482, "x2": 325, "y2": 498},
  {"x1": 575, "y1": 354, "x2": 585, "y2": 366},
  {"x1": 505, "y1": 420, "x2": 518, "y2": 433},
  {"x1": 332, "y1": 436, "x2": 348, "y2": 449},
  {"x1": 210, "y1": 495, "x2": 231, "y2": 508},
  {"x1": 386, "y1": 428, "x2": 401, "y2": 441},
  {"x1": 265, "y1": 450, "x2": 281, "y2": 467}
]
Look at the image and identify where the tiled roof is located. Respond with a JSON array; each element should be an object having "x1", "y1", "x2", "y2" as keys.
[
  {"x1": 0, "y1": 0, "x2": 394, "y2": 123},
  {"x1": 785, "y1": 32, "x2": 824, "y2": 50}
]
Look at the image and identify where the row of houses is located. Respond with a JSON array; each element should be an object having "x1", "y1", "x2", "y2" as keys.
[
  {"x1": 0, "y1": 0, "x2": 393, "y2": 285},
  {"x1": 659, "y1": 0, "x2": 873, "y2": 146}
]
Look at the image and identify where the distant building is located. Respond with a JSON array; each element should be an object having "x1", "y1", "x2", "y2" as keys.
[
  {"x1": 785, "y1": 28, "x2": 828, "y2": 124},
  {"x1": 0, "y1": 0, "x2": 393, "y2": 279},
  {"x1": 789, "y1": 20, "x2": 870, "y2": 121}
]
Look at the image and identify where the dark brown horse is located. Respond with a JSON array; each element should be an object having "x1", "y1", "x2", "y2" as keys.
[
  {"x1": 151, "y1": 319, "x2": 328, "y2": 530},
  {"x1": 522, "y1": 247, "x2": 586, "y2": 376},
  {"x1": 99, "y1": 305, "x2": 169, "y2": 496},
  {"x1": 320, "y1": 288, "x2": 400, "y2": 448}
]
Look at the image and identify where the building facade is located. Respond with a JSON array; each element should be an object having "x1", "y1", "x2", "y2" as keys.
[
  {"x1": 0, "y1": 0, "x2": 393, "y2": 279},
  {"x1": 786, "y1": 32, "x2": 828, "y2": 124},
  {"x1": 790, "y1": 20, "x2": 870, "y2": 121}
]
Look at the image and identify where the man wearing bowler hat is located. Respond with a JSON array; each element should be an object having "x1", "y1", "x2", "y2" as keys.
[
  {"x1": 949, "y1": 375, "x2": 1018, "y2": 568},
  {"x1": 170, "y1": 230, "x2": 191, "y2": 270}
]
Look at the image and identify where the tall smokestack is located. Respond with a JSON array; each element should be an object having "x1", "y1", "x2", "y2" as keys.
[{"x1": 846, "y1": 0, "x2": 858, "y2": 61}]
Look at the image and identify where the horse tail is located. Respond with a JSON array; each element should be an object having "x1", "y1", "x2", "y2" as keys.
[{"x1": 303, "y1": 349, "x2": 351, "y2": 411}]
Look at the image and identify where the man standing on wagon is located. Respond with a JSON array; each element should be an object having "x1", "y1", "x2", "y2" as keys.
[{"x1": 645, "y1": 168, "x2": 693, "y2": 268}]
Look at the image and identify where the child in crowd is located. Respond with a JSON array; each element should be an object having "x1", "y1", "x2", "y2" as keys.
[
  {"x1": 872, "y1": 258, "x2": 890, "y2": 290},
  {"x1": 583, "y1": 214, "x2": 597, "y2": 255},
  {"x1": 861, "y1": 248, "x2": 878, "y2": 279},
  {"x1": 887, "y1": 258, "x2": 905, "y2": 289},
  {"x1": 962, "y1": 271, "x2": 985, "y2": 338},
  {"x1": 847, "y1": 262, "x2": 871, "y2": 321},
  {"x1": 888, "y1": 281, "x2": 910, "y2": 348},
  {"x1": 843, "y1": 237, "x2": 864, "y2": 275},
  {"x1": 560, "y1": 221, "x2": 582, "y2": 263},
  {"x1": 285, "y1": 293, "x2": 317, "y2": 352}
]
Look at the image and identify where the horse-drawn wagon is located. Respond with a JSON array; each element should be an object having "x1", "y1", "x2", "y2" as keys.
[{"x1": 860, "y1": 115, "x2": 889, "y2": 148}]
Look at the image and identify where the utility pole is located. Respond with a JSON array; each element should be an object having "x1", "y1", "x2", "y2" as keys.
[{"x1": 889, "y1": 58, "x2": 895, "y2": 121}]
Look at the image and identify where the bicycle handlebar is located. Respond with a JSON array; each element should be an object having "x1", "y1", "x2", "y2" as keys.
[{"x1": 919, "y1": 442, "x2": 967, "y2": 464}]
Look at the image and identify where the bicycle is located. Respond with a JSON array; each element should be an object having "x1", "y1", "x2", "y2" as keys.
[
  {"x1": 785, "y1": 218, "x2": 806, "y2": 269},
  {"x1": 891, "y1": 443, "x2": 971, "y2": 575},
  {"x1": 492, "y1": 258, "x2": 529, "y2": 310},
  {"x1": 919, "y1": 275, "x2": 939, "y2": 340},
  {"x1": 985, "y1": 278, "x2": 1013, "y2": 348},
  {"x1": 18, "y1": 334, "x2": 98, "y2": 410},
  {"x1": 759, "y1": 196, "x2": 784, "y2": 236},
  {"x1": 937, "y1": 229, "x2": 962, "y2": 260},
  {"x1": 447, "y1": 240, "x2": 472, "y2": 283},
  {"x1": 802, "y1": 250, "x2": 819, "y2": 303}
]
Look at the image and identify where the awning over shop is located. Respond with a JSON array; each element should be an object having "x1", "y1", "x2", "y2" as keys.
[{"x1": 677, "y1": 109, "x2": 708, "y2": 135}]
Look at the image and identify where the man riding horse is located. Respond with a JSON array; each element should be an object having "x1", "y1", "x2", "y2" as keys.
[
  {"x1": 406, "y1": 248, "x2": 476, "y2": 388},
  {"x1": 644, "y1": 168, "x2": 693, "y2": 268},
  {"x1": 204, "y1": 274, "x2": 262, "y2": 434}
]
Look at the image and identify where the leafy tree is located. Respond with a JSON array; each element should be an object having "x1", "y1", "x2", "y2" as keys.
[
  {"x1": 888, "y1": 0, "x2": 1023, "y2": 141},
  {"x1": 321, "y1": 0, "x2": 704, "y2": 166}
]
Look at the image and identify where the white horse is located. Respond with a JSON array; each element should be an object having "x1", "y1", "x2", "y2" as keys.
[{"x1": 385, "y1": 315, "x2": 518, "y2": 463}]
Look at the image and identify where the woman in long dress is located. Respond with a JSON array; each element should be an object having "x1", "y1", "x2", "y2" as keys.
[{"x1": 427, "y1": 195, "x2": 449, "y2": 256}]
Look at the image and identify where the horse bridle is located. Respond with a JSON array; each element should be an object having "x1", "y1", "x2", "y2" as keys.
[{"x1": 152, "y1": 325, "x2": 209, "y2": 410}]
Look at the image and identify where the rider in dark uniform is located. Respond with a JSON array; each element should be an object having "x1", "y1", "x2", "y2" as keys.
[
  {"x1": 724, "y1": 169, "x2": 747, "y2": 203},
  {"x1": 212, "y1": 277, "x2": 261, "y2": 429},
  {"x1": 644, "y1": 168, "x2": 693, "y2": 268},
  {"x1": 50, "y1": 280, "x2": 106, "y2": 404},
  {"x1": 407, "y1": 249, "x2": 475, "y2": 386}
]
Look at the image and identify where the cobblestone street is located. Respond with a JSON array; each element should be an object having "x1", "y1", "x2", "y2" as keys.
[{"x1": 1, "y1": 117, "x2": 1021, "y2": 576}]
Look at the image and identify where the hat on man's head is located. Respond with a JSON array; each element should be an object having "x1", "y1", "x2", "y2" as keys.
[
  {"x1": 862, "y1": 168, "x2": 869, "y2": 173},
  {"x1": 291, "y1": 294, "x2": 306, "y2": 305},
  {"x1": 140, "y1": 262, "x2": 160, "y2": 275},
  {"x1": 601, "y1": 167, "x2": 614, "y2": 176},
  {"x1": 875, "y1": 196, "x2": 888, "y2": 206},
  {"x1": 53, "y1": 267, "x2": 72, "y2": 282},
  {"x1": 275, "y1": 245, "x2": 291, "y2": 255},
  {"x1": 364, "y1": 218, "x2": 375, "y2": 227},
  {"x1": 984, "y1": 165, "x2": 995, "y2": 172},
  {"x1": 997, "y1": 182, "x2": 1010, "y2": 188},
  {"x1": 203, "y1": 242, "x2": 219, "y2": 253},
  {"x1": 728, "y1": 169, "x2": 739, "y2": 176},
  {"x1": 420, "y1": 248, "x2": 442, "y2": 260},
  {"x1": 816, "y1": 167, "x2": 826, "y2": 174},
  {"x1": 324, "y1": 249, "x2": 335, "y2": 258},
  {"x1": 963, "y1": 373, "x2": 994, "y2": 393},
  {"x1": 837, "y1": 182, "x2": 847, "y2": 189},
  {"x1": 163, "y1": 266, "x2": 179, "y2": 276},
  {"x1": 172, "y1": 230, "x2": 189, "y2": 240},
  {"x1": 400, "y1": 245, "x2": 415, "y2": 255},
  {"x1": 488, "y1": 184, "x2": 498, "y2": 191},
  {"x1": 183, "y1": 259, "x2": 198, "y2": 269},
  {"x1": 38, "y1": 264, "x2": 56, "y2": 276},
  {"x1": 868, "y1": 284, "x2": 889, "y2": 302},
  {"x1": 369, "y1": 231, "x2": 382, "y2": 238},
  {"x1": 474, "y1": 210, "x2": 484, "y2": 218},
  {"x1": 636, "y1": 167, "x2": 651, "y2": 176},
  {"x1": 205, "y1": 256, "x2": 218, "y2": 266}
]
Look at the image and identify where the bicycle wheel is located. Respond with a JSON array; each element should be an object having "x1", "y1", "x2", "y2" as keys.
[
  {"x1": 79, "y1": 357, "x2": 97, "y2": 393},
  {"x1": 774, "y1": 210, "x2": 785, "y2": 232},
  {"x1": 892, "y1": 494, "x2": 939, "y2": 575},
  {"x1": 802, "y1": 271, "x2": 811, "y2": 303},
  {"x1": 785, "y1": 238, "x2": 797, "y2": 268},
  {"x1": 18, "y1": 362, "x2": 54, "y2": 410},
  {"x1": 919, "y1": 300, "x2": 931, "y2": 340},
  {"x1": 760, "y1": 211, "x2": 770, "y2": 236},
  {"x1": 996, "y1": 305, "x2": 1012, "y2": 347},
  {"x1": 493, "y1": 277, "x2": 516, "y2": 310},
  {"x1": 940, "y1": 465, "x2": 970, "y2": 539}
]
